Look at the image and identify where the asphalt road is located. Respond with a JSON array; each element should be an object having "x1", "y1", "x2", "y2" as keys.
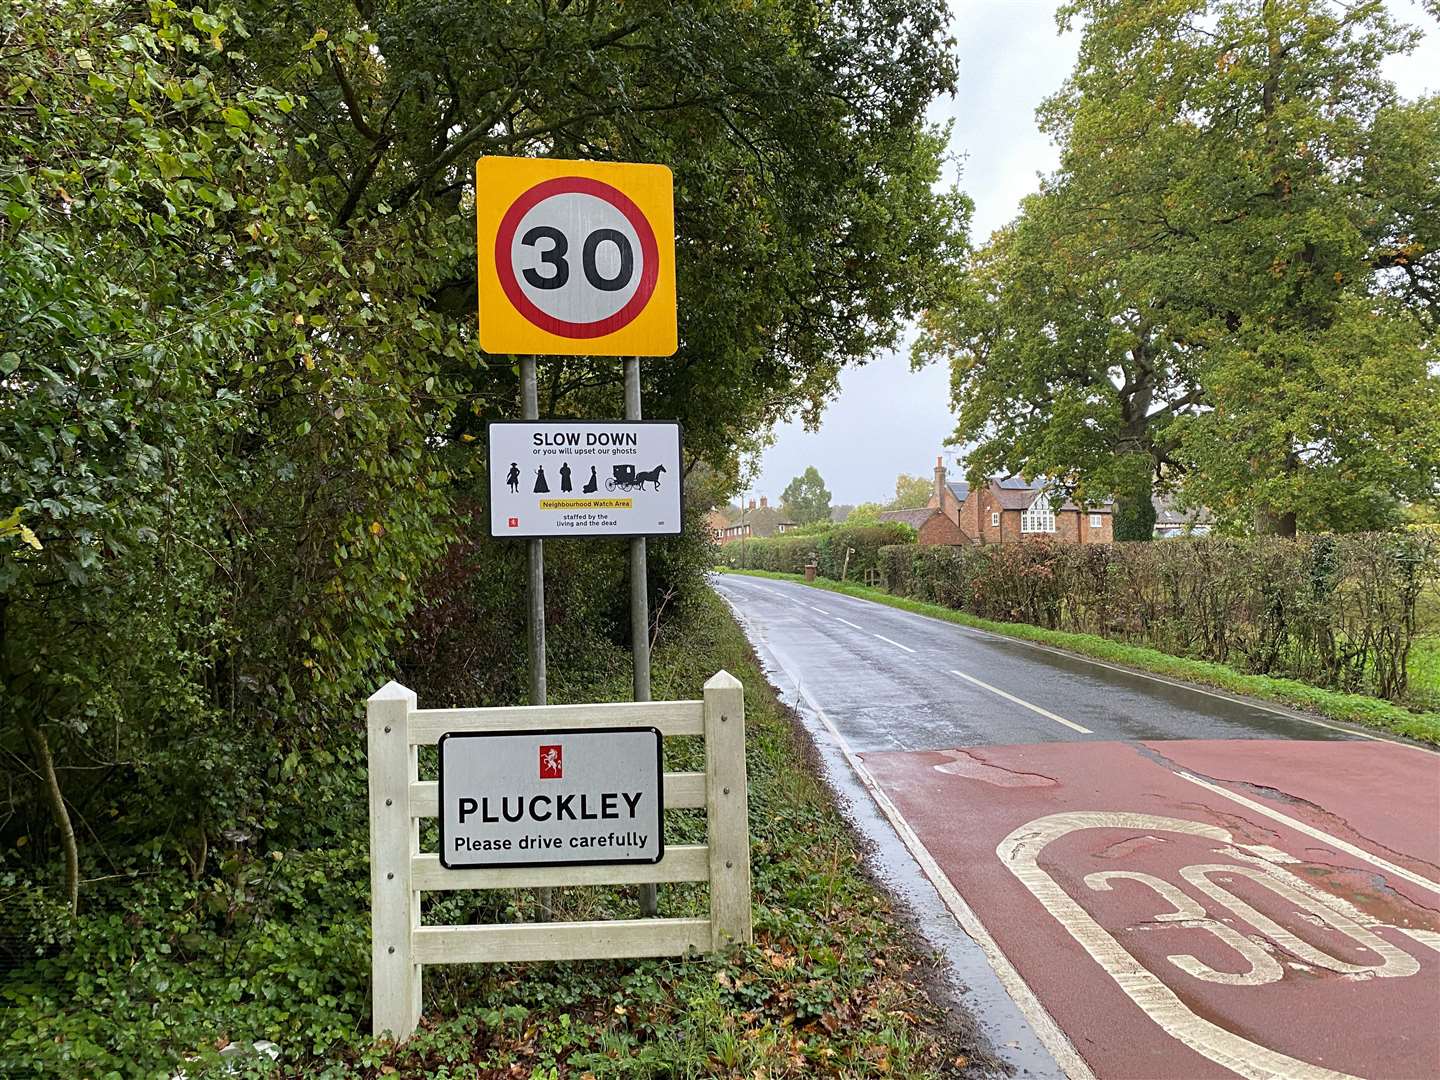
[
  {"x1": 714, "y1": 572, "x2": 1440, "y2": 1080},
  {"x1": 712, "y1": 573, "x2": 1360, "y2": 749}
]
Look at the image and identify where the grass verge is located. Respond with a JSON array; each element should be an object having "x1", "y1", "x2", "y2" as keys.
[
  {"x1": 717, "y1": 568, "x2": 1440, "y2": 747},
  {"x1": 1, "y1": 587, "x2": 981, "y2": 1079}
]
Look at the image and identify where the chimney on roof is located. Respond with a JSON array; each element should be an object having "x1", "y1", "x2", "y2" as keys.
[
  {"x1": 760, "y1": 496, "x2": 769, "y2": 509},
  {"x1": 934, "y1": 455, "x2": 947, "y2": 505},
  {"x1": 748, "y1": 498, "x2": 756, "y2": 511}
]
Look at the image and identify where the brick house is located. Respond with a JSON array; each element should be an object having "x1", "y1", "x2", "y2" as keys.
[
  {"x1": 704, "y1": 508, "x2": 731, "y2": 543},
  {"x1": 712, "y1": 497, "x2": 798, "y2": 545},
  {"x1": 875, "y1": 505, "x2": 969, "y2": 546},
  {"x1": 880, "y1": 458, "x2": 1113, "y2": 546}
]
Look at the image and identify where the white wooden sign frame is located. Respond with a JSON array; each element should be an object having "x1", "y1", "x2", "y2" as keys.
[{"x1": 367, "y1": 670, "x2": 751, "y2": 1041}]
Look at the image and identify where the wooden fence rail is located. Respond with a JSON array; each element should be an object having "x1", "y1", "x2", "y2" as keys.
[{"x1": 367, "y1": 670, "x2": 751, "y2": 1040}]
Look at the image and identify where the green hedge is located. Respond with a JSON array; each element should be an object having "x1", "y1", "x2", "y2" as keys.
[
  {"x1": 716, "y1": 523, "x2": 914, "y2": 579},
  {"x1": 876, "y1": 532, "x2": 1439, "y2": 702}
]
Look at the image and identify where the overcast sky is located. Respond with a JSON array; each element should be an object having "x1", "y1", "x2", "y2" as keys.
[{"x1": 749, "y1": 0, "x2": 1440, "y2": 507}]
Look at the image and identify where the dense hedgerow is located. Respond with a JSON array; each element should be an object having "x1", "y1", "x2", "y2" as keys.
[
  {"x1": 0, "y1": 588, "x2": 979, "y2": 1079},
  {"x1": 876, "y1": 532, "x2": 1438, "y2": 702},
  {"x1": 714, "y1": 524, "x2": 915, "y2": 580}
]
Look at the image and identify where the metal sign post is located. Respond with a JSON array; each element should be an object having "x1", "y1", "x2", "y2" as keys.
[
  {"x1": 520, "y1": 355, "x2": 552, "y2": 921},
  {"x1": 626, "y1": 356, "x2": 658, "y2": 917}
]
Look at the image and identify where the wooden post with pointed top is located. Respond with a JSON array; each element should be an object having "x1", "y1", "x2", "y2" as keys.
[
  {"x1": 368, "y1": 680, "x2": 421, "y2": 1040},
  {"x1": 703, "y1": 670, "x2": 751, "y2": 949}
]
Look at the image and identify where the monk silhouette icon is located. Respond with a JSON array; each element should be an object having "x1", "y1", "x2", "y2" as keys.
[
  {"x1": 582, "y1": 466, "x2": 599, "y2": 494},
  {"x1": 559, "y1": 462, "x2": 573, "y2": 493},
  {"x1": 533, "y1": 466, "x2": 549, "y2": 494},
  {"x1": 506, "y1": 463, "x2": 520, "y2": 493}
]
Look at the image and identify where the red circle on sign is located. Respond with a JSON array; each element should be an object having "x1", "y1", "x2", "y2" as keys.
[{"x1": 495, "y1": 176, "x2": 660, "y2": 339}]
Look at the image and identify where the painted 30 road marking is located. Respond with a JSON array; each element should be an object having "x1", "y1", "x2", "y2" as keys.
[{"x1": 999, "y1": 810, "x2": 1440, "y2": 1080}]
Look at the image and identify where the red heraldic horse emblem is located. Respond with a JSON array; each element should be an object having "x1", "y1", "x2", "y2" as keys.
[{"x1": 539, "y1": 745, "x2": 563, "y2": 779}]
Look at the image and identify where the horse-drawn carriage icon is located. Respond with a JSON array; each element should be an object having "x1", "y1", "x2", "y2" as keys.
[{"x1": 606, "y1": 463, "x2": 667, "y2": 492}]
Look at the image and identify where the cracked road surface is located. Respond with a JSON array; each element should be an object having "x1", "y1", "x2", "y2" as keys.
[{"x1": 715, "y1": 573, "x2": 1440, "y2": 1080}]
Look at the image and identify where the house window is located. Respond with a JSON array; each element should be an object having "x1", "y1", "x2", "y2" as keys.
[
  {"x1": 1020, "y1": 502, "x2": 1056, "y2": 534},
  {"x1": 990, "y1": 511, "x2": 1000, "y2": 528},
  {"x1": 1089, "y1": 513, "x2": 1102, "y2": 528}
]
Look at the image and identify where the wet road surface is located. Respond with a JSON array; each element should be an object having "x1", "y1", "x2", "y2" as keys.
[{"x1": 715, "y1": 573, "x2": 1440, "y2": 1080}]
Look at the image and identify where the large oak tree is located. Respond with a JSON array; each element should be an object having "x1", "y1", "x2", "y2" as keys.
[{"x1": 917, "y1": 0, "x2": 1439, "y2": 535}]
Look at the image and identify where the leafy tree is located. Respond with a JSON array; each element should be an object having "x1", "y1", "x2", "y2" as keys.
[
  {"x1": 887, "y1": 473, "x2": 934, "y2": 509},
  {"x1": 240, "y1": 0, "x2": 971, "y2": 462},
  {"x1": 1, "y1": 2, "x2": 456, "y2": 911},
  {"x1": 917, "y1": 0, "x2": 1440, "y2": 535},
  {"x1": 914, "y1": 185, "x2": 1199, "y2": 539},
  {"x1": 845, "y1": 502, "x2": 888, "y2": 526},
  {"x1": 1, "y1": 0, "x2": 969, "y2": 914},
  {"x1": 781, "y1": 467, "x2": 834, "y2": 524}
]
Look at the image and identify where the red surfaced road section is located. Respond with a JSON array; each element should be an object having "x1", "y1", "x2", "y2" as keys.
[{"x1": 858, "y1": 740, "x2": 1440, "y2": 1080}]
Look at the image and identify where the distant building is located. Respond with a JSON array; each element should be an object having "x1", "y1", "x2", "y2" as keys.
[
  {"x1": 712, "y1": 497, "x2": 798, "y2": 545},
  {"x1": 879, "y1": 458, "x2": 1114, "y2": 547},
  {"x1": 1152, "y1": 495, "x2": 1213, "y2": 538},
  {"x1": 704, "y1": 508, "x2": 731, "y2": 543}
]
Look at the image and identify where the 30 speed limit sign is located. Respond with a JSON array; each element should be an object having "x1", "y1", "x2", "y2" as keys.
[{"x1": 475, "y1": 157, "x2": 676, "y2": 356}]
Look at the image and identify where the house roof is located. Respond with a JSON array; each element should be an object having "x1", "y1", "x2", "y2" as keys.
[
  {"x1": 945, "y1": 480, "x2": 970, "y2": 504},
  {"x1": 1152, "y1": 495, "x2": 1213, "y2": 527},
  {"x1": 878, "y1": 507, "x2": 940, "y2": 530},
  {"x1": 983, "y1": 476, "x2": 1113, "y2": 512},
  {"x1": 739, "y1": 504, "x2": 795, "y2": 537}
]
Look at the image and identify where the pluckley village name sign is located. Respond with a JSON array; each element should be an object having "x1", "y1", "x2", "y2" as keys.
[{"x1": 439, "y1": 727, "x2": 664, "y2": 868}]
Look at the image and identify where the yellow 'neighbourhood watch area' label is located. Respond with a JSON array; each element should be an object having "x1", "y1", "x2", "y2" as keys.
[
  {"x1": 475, "y1": 157, "x2": 677, "y2": 356},
  {"x1": 539, "y1": 499, "x2": 633, "y2": 511}
]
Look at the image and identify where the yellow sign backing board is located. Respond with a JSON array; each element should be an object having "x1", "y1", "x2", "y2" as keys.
[{"x1": 475, "y1": 157, "x2": 676, "y2": 356}]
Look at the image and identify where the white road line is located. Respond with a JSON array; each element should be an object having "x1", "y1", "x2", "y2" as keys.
[
  {"x1": 808, "y1": 605, "x2": 831, "y2": 614},
  {"x1": 835, "y1": 617, "x2": 866, "y2": 631},
  {"x1": 951, "y1": 669, "x2": 1093, "y2": 735},
  {"x1": 874, "y1": 633, "x2": 916, "y2": 654},
  {"x1": 1175, "y1": 770, "x2": 1440, "y2": 896},
  {"x1": 791, "y1": 679, "x2": 1095, "y2": 1079}
]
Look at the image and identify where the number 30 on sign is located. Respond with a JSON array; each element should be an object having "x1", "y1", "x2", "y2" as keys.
[{"x1": 475, "y1": 157, "x2": 677, "y2": 357}]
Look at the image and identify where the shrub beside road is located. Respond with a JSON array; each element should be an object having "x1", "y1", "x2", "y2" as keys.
[{"x1": 0, "y1": 588, "x2": 981, "y2": 1078}]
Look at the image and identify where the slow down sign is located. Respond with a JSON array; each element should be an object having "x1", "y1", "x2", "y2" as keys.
[{"x1": 438, "y1": 727, "x2": 665, "y2": 869}]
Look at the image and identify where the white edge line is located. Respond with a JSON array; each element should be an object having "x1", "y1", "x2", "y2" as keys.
[
  {"x1": 731, "y1": 572, "x2": 1434, "y2": 755},
  {"x1": 873, "y1": 633, "x2": 916, "y2": 654},
  {"x1": 804, "y1": 687, "x2": 1096, "y2": 1080},
  {"x1": 952, "y1": 669, "x2": 1094, "y2": 735},
  {"x1": 1175, "y1": 770, "x2": 1440, "y2": 896}
]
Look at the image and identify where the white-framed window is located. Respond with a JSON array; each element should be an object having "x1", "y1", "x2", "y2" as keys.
[
  {"x1": 990, "y1": 511, "x2": 1000, "y2": 527},
  {"x1": 1020, "y1": 501, "x2": 1056, "y2": 534},
  {"x1": 1089, "y1": 513, "x2": 1102, "y2": 528}
]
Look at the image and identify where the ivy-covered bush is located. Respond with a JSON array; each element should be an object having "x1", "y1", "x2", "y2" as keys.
[
  {"x1": 876, "y1": 532, "x2": 1439, "y2": 701},
  {"x1": 716, "y1": 523, "x2": 915, "y2": 579}
]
